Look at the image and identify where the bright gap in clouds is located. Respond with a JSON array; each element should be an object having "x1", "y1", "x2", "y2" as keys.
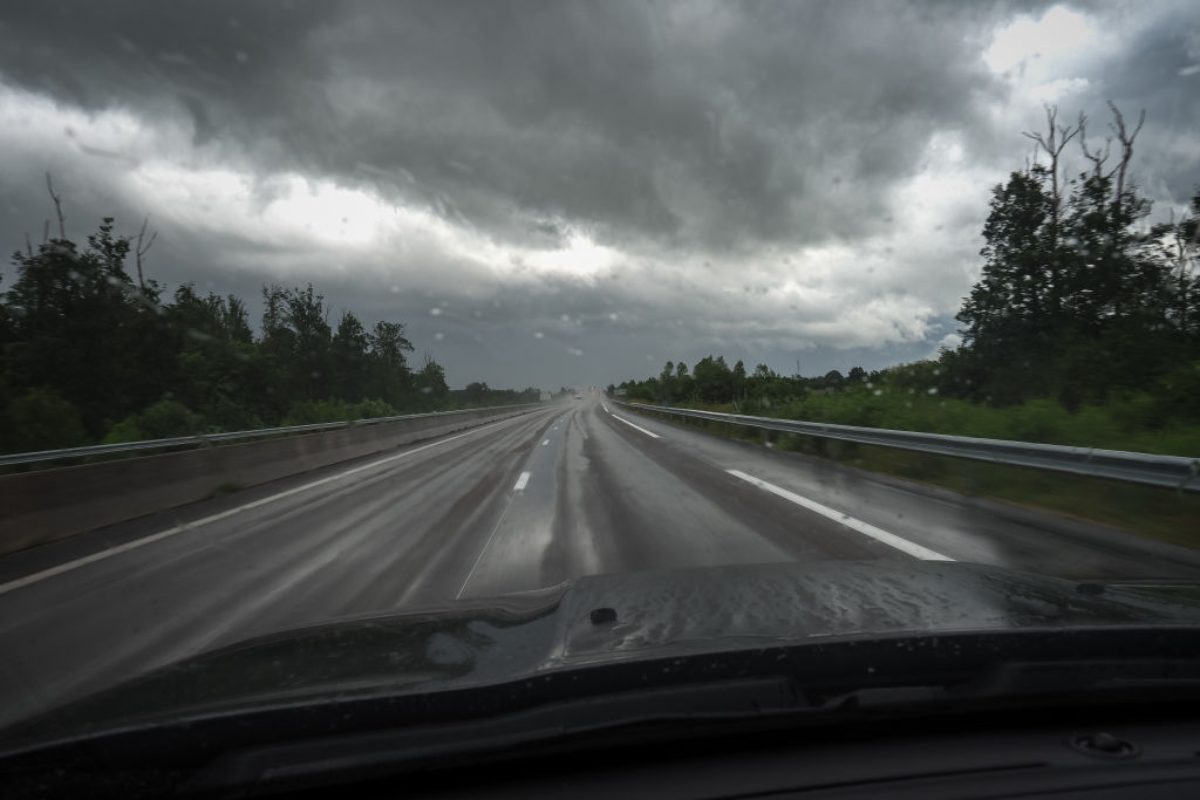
[
  {"x1": 129, "y1": 164, "x2": 624, "y2": 286},
  {"x1": 983, "y1": 5, "x2": 1105, "y2": 77},
  {"x1": 0, "y1": 74, "x2": 968, "y2": 355},
  {"x1": 0, "y1": 78, "x2": 620, "y2": 290},
  {"x1": 0, "y1": 46, "x2": 1056, "y2": 365}
]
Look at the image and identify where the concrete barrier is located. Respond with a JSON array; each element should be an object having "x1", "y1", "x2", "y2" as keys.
[{"x1": 0, "y1": 405, "x2": 538, "y2": 556}]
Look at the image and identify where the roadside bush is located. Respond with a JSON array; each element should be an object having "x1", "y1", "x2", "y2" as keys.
[
  {"x1": 282, "y1": 398, "x2": 398, "y2": 426},
  {"x1": 1, "y1": 389, "x2": 89, "y2": 451},
  {"x1": 103, "y1": 398, "x2": 205, "y2": 443},
  {"x1": 706, "y1": 386, "x2": 1200, "y2": 457}
]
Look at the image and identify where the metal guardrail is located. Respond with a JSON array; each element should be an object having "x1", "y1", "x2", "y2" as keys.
[
  {"x1": 621, "y1": 402, "x2": 1200, "y2": 492},
  {"x1": 0, "y1": 403, "x2": 541, "y2": 468}
]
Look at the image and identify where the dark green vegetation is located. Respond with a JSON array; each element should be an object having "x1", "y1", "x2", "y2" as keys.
[
  {"x1": 0, "y1": 194, "x2": 539, "y2": 454},
  {"x1": 613, "y1": 106, "x2": 1200, "y2": 541},
  {"x1": 616, "y1": 106, "x2": 1200, "y2": 458}
]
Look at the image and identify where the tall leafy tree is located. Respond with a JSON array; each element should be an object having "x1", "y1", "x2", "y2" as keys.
[
  {"x1": 331, "y1": 310, "x2": 371, "y2": 402},
  {"x1": 368, "y1": 320, "x2": 414, "y2": 405}
]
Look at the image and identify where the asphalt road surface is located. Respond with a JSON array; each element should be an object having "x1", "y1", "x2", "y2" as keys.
[{"x1": 2, "y1": 393, "x2": 1199, "y2": 729}]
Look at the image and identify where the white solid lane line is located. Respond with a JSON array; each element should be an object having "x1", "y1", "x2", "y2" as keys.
[
  {"x1": 611, "y1": 414, "x2": 661, "y2": 439},
  {"x1": 601, "y1": 402, "x2": 610, "y2": 413},
  {"x1": 513, "y1": 471, "x2": 532, "y2": 491},
  {"x1": 727, "y1": 469, "x2": 954, "y2": 562},
  {"x1": 0, "y1": 414, "x2": 540, "y2": 598}
]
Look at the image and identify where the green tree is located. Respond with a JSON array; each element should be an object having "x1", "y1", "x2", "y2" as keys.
[
  {"x1": 4, "y1": 217, "x2": 169, "y2": 435},
  {"x1": 673, "y1": 360, "x2": 693, "y2": 401},
  {"x1": 732, "y1": 359, "x2": 747, "y2": 404},
  {"x1": 658, "y1": 360, "x2": 676, "y2": 403},
  {"x1": 693, "y1": 355, "x2": 733, "y2": 403},
  {"x1": 1, "y1": 389, "x2": 88, "y2": 451},
  {"x1": 287, "y1": 284, "x2": 333, "y2": 402},
  {"x1": 415, "y1": 354, "x2": 449, "y2": 404},
  {"x1": 331, "y1": 311, "x2": 371, "y2": 402},
  {"x1": 368, "y1": 320, "x2": 414, "y2": 405}
]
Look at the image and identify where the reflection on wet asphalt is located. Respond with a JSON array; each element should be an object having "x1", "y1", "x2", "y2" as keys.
[{"x1": 1, "y1": 393, "x2": 1198, "y2": 727}]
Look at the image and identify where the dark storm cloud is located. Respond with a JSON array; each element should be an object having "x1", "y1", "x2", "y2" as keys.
[
  {"x1": 0, "y1": 0, "x2": 1013, "y2": 252},
  {"x1": 0, "y1": 1, "x2": 1197, "y2": 388}
]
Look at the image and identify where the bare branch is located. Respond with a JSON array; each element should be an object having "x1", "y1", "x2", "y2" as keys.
[
  {"x1": 1107, "y1": 101, "x2": 1145, "y2": 206},
  {"x1": 133, "y1": 214, "x2": 158, "y2": 290},
  {"x1": 45, "y1": 172, "x2": 65, "y2": 240},
  {"x1": 24, "y1": 232, "x2": 33, "y2": 258},
  {"x1": 1078, "y1": 114, "x2": 1112, "y2": 179}
]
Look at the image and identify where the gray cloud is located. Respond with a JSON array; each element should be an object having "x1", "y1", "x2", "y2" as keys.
[
  {"x1": 0, "y1": 0, "x2": 1197, "y2": 389},
  {"x1": 0, "y1": 0, "x2": 1013, "y2": 249}
]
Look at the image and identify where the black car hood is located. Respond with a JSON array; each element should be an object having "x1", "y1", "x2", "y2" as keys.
[{"x1": 8, "y1": 560, "x2": 1200, "y2": 741}]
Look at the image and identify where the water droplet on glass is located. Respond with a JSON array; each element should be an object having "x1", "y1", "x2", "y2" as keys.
[{"x1": 430, "y1": 307, "x2": 442, "y2": 316}]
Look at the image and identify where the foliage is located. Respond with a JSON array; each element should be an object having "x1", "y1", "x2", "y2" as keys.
[
  {"x1": 613, "y1": 105, "x2": 1199, "y2": 457},
  {"x1": 0, "y1": 205, "x2": 532, "y2": 452},
  {"x1": 103, "y1": 398, "x2": 204, "y2": 443},
  {"x1": 1, "y1": 388, "x2": 88, "y2": 451}
]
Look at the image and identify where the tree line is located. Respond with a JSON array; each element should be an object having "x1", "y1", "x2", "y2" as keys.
[
  {"x1": 610, "y1": 357, "x2": 875, "y2": 409},
  {"x1": 0, "y1": 191, "x2": 540, "y2": 453},
  {"x1": 615, "y1": 104, "x2": 1200, "y2": 429}
]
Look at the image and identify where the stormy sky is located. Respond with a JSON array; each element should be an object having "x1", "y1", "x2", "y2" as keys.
[{"x1": 1, "y1": 1, "x2": 1197, "y2": 389}]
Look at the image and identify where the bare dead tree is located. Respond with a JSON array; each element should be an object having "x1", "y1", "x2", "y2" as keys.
[
  {"x1": 1022, "y1": 105, "x2": 1081, "y2": 312},
  {"x1": 45, "y1": 172, "x2": 66, "y2": 240},
  {"x1": 133, "y1": 215, "x2": 157, "y2": 291},
  {"x1": 1107, "y1": 101, "x2": 1145, "y2": 214},
  {"x1": 1023, "y1": 105, "x2": 1081, "y2": 211},
  {"x1": 1168, "y1": 208, "x2": 1199, "y2": 332},
  {"x1": 1077, "y1": 113, "x2": 1112, "y2": 181},
  {"x1": 24, "y1": 233, "x2": 34, "y2": 258}
]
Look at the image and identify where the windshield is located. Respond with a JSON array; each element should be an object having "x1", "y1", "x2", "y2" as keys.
[{"x1": 0, "y1": 0, "x2": 1198, "y2": 741}]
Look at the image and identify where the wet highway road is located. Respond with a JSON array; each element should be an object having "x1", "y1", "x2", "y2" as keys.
[{"x1": 2, "y1": 393, "x2": 1199, "y2": 728}]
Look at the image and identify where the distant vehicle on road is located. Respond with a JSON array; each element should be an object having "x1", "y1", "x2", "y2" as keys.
[{"x1": 574, "y1": 394, "x2": 582, "y2": 399}]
